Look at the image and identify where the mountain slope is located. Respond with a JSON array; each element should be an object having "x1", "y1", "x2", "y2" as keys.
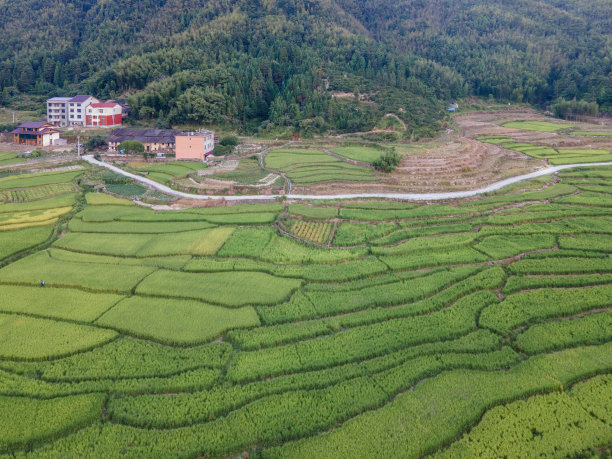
[
  {"x1": 0, "y1": 0, "x2": 610, "y2": 134},
  {"x1": 335, "y1": 0, "x2": 612, "y2": 109}
]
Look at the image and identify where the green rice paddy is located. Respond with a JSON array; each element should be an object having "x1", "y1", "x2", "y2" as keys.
[
  {"x1": 0, "y1": 162, "x2": 611, "y2": 457},
  {"x1": 502, "y1": 120, "x2": 573, "y2": 132},
  {"x1": 332, "y1": 146, "x2": 386, "y2": 164},
  {"x1": 265, "y1": 149, "x2": 378, "y2": 183},
  {"x1": 478, "y1": 136, "x2": 612, "y2": 164},
  {"x1": 128, "y1": 161, "x2": 207, "y2": 185}
]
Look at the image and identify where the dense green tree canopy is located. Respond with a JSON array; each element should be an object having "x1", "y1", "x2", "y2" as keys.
[{"x1": 0, "y1": 0, "x2": 610, "y2": 134}]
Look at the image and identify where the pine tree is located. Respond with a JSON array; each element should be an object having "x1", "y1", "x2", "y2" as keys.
[
  {"x1": 53, "y1": 63, "x2": 63, "y2": 87},
  {"x1": 17, "y1": 63, "x2": 34, "y2": 92}
]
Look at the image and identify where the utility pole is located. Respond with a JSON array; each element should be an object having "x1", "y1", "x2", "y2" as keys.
[
  {"x1": 12, "y1": 112, "x2": 15, "y2": 123},
  {"x1": 77, "y1": 135, "x2": 81, "y2": 156}
]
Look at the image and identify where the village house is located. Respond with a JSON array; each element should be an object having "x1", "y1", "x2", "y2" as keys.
[
  {"x1": 106, "y1": 128, "x2": 183, "y2": 153},
  {"x1": 46, "y1": 97, "x2": 71, "y2": 126},
  {"x1": 47, "y1": 95, "x2": 100, "y2": 127},
  {"x1": 67, "y1": 95, "x2": 100, "y2": 126},
  {"x1": 11, "y1": 122, "x2": 61, "y2": 146},
  {"x1": 175, "y1": 129, "x2": 215, "y2": 161},
  {"x1": 85, "y1": 102, "x2": 123, "y2": 128}
]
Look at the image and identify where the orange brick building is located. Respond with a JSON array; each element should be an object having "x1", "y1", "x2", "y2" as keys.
[{"x1": 175, "y1": 130, "x2": 215, "y2": 161}]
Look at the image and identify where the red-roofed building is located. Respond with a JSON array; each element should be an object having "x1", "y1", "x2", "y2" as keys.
[
  {"x1": 85, "y1": 102, "x2": 123, "y2": 128},
  {"x1": 11, "y1": 122, "x2": 61, "y2": 146}
]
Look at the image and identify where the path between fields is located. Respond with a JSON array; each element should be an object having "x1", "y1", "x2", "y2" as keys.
[{"x1": 82, "y1": 155, "x2": 612, "y2": 202}]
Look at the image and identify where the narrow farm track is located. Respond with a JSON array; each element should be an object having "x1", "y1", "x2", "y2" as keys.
[{"x1": 82, "y1": 155, "x2": 612, "y2": 201}]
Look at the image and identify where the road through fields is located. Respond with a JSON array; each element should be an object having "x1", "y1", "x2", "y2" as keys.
[{"x1": 82, "y1": 155, "x2": 612, "y2": 202}]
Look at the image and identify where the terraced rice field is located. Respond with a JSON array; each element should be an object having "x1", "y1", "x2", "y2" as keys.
[
  {"x1": 265, "y1": 149, "x2": 378, "y2": 183},
  {"x1": 0, "y1": 169, "x2": 81, "y2": 260},
  {"x1": 0, "y1": 164, "x2": 611, "y2": 456},
  {"x1": 332, "y1": 146, "x2": 386, "y2": 164},
  {"x1": 128, "y1": 161, "x2": 207, "y2": 185},
  {"x1": 0, "y1": 153, "x2": 25, "y2": 167},
  {"x1": 479, "y1": 136, "x2": 612, "y2": 164},
  {"x1": 393, "y1": 137, "x2": 539, "y2": 192},
  {"x1": 570, "y1": 130, "x2": 612, "y2": 136},
  {"x1": 502, "y1": 121, "x2": 573, "y2": 132}
]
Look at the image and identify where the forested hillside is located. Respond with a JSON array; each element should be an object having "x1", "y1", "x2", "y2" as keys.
[
  {"x1": 337, "y1": 0, "x2": 612, "y2": 108},
  {"x1": 1, "y1": 0, "x2": 610, "y2": 134}
]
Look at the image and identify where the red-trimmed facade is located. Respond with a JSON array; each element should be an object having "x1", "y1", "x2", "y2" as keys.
[{"x1": 85, "y1": 103, "x2": 123, "y2": 128}]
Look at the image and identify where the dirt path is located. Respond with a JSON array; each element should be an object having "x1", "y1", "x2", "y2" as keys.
[
  {"x1": 384, "y1": 113, "x2": 407, "y2": 130},
  {"x1": 331, "y1": 129, "x2": 397, "y2": 138},
  {"x1": 82, "y1": 155, "x2": 612, "y2": 202}
]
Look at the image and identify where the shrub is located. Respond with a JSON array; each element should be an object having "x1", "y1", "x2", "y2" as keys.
[
  {"x1": 212, "y1": 144, "x2": 231, "y2": 156},
  {"x1": 85, "y1": 135, "x2": 106, "y2": 151},
  {"x1": 118, "y1": 140, "x2": 144, "y2": 155},
  {"x1": 372, "y1": 149, "x2": 401, "y2": 172},
  {"x1": 219, "y1": 135, "x2": 239, "y2": 147}
]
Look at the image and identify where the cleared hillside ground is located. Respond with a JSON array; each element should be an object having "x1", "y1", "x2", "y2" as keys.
[{"x1": 0, "y1": 159, "x2": 611, "y2": 456}]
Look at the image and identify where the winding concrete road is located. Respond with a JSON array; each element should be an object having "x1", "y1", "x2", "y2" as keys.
[{"x1": 82, "y1": 155, "x2": 612, "y2": 202}]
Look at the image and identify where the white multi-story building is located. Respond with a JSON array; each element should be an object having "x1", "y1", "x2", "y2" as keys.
[
  {"x1": 46, "y1": 97, "x2": 71, "y2": 126},
  {"x1": 47, "y1": 95, "x2": 100, "y2": 127},
  {"x1": 67, "y1": 95, "x2": 99, "y2": 126}
]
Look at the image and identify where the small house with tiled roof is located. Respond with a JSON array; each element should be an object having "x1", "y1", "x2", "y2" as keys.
[
  {"x1": 12, "y1": 122, "x2": 61, "y2": 147},
  {"x1": 106, "y1": 128, "x2": 183, "y2": 153}
]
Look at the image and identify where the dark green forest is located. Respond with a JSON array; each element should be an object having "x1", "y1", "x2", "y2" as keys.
[{"x1": 1, "y1": 0, "x2": 610, "y2": 135}]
